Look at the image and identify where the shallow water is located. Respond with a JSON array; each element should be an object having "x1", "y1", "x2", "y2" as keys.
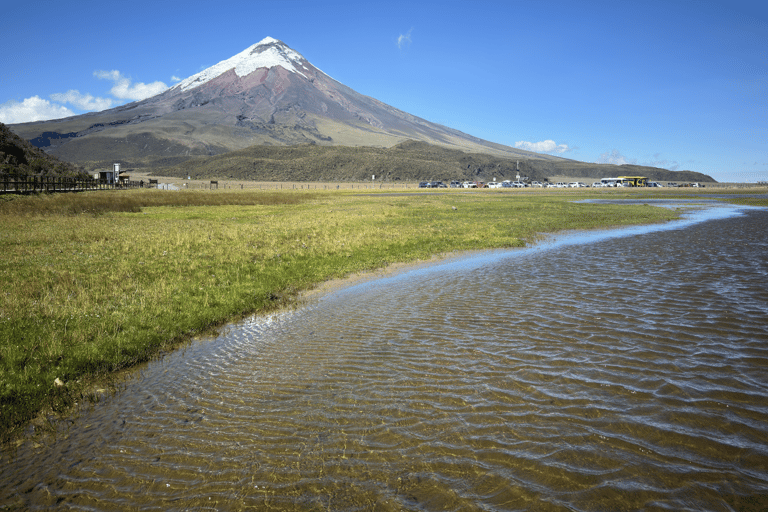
[{"x1": 2, "y1": 203, "x2": 768, "y2": 511}]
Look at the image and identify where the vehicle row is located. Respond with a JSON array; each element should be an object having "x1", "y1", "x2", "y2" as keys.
[
  {"x1": 418, "y1": 180, "x2": 601, "y2": 189},
  {"x1": 418, "y1": 178, "x2": 704, "y2": 189},
  {"x1": 545, "y1": 182, "x2": 587, "y2": 188},
  {"x1": 656, "y1": 182, "x2": 704, "y2": 188},
  {"x1": 419, "y1": 180, "x2": 542, "y2": 189},
  {"x1": 591, "y1": 181, "x2": 703, "y2": 188}
]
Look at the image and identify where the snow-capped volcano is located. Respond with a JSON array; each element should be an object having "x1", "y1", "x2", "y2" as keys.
[
  {"x1": 173, "y1": 37, "x2": 317, "y2": 92},
  {"x1": 11, "y1": 37, "x2": 551, "y2": 165}
]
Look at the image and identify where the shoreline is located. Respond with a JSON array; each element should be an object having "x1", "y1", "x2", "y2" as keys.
[
  {"x1": 298, "y1": 247, "x2": 509, "y2": 302},
  {"x1": 11, "y1": 200, "x2": 752, "y2": 448},
  {"x1": 299, "y1": 197, "x2": 768, "y2": 305},
  {"x1": 0, "y1": 191, "x2": 711, "y2": 444}
]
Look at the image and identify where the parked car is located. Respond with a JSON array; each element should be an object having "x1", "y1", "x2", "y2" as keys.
[
  {"x1": 530, "y1": 181, "x2": 544, "y2": 187},
  {"x1": 591, "y1": 182, "x2": 603, "y2": 187},
  {"x1": 487, "y1": 181, "x2": 503, "y2": 188},
  {"x1": 555, "y1": 182, "x2": 568, "y2": 188},
  {"x1": 462, "y1": 181, "x2": 477, "y2": 188},
  {"x1": 431, "y1": 181, "x2": 447, "y2": 188},
  {"x1": 510, "y1": 181, "x2": 527, "y2": 188},
  {"x1": 418, "y1": 181, "x2": 430, "y2": 188},
  {"x1": 568, "y1": 182, "x2": 587, "y2": 188},
  {"x1": 450, "y1": 180, "x2": 462, "y2": 188}
]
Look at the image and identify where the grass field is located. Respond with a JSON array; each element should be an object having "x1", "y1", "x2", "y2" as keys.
[{"x1": 0, "y1": 187, "x2": 690, "y2": 442}]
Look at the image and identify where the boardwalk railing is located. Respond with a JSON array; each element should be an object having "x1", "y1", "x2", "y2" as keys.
[
  {"x1": 2, "y1": 176, "x2": 96, "y2": 194},
  {"x1": 0, "y1": 176, "x2": 149, "y2": 194}
]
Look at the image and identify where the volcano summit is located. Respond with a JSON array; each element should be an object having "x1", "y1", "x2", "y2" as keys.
[{"x1": 10, "y1": 37, "x2": 550, "y2": 168}]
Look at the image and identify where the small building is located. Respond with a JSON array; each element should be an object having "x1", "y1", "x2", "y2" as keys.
[
  {"x1": 94, "y1": 170, "x2": 117, "y2": 185},
  {"x1": 93, "y1": 163, "x2": 124, "y2": 185}
]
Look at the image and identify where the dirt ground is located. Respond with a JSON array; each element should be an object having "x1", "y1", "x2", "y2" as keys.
[{"x1": 126, "y1": 171, "x2": 418, "y2": 191}]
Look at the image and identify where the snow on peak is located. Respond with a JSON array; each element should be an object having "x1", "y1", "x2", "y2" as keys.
[
  {"x1": 173, "y1": 37, "x2": 312, "y2": 92},
  {"x1": 257, "y1": 36, "x2": 280, "y2": 46}
]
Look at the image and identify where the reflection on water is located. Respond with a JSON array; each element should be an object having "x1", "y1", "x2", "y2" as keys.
[{"x1": 2, "y1": 204, "x2": 768, "y2": 511}]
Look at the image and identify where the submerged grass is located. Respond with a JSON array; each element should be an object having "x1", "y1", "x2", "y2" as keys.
[{"x1": 0, "y1": 188, "x2": 680, "y2": 442}]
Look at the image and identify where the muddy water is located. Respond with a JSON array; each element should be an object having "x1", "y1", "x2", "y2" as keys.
[{"x1": 2, "y1": 203, "x2": 768, "y2": 511}]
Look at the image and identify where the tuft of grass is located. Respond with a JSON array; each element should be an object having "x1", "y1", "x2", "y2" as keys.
[
  {"x1": 0, "y1": 188, "x2": 680, "y2": 442},
  {"x1": 0, "y1": 189, "x2": 313, "y2": 216},
  {"x1": 720, "y1": 197, "x2": 768, "y2": 207}
]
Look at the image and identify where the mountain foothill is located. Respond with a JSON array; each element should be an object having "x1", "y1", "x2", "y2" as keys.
[{"x1": 0, "y1": 122, "x2": 87, "y2": 179}]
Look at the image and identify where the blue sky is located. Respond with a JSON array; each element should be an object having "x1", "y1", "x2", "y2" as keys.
[{"x1": 1, "y1": 0, "x2": 765, "y2": 183}]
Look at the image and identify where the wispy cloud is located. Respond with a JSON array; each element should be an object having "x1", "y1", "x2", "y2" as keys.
[
  {"x1": 644, "y1": 153, "x2": 680, "y2": 171},
  {"x1": 595, "y1": 149, "x2": 636, "y2": 165},
  {"x1": 50, "y1": 90, "x2": 114, "y2": 111},
  {"x1": 514, "y1": 139, "x2": 570, "y2": 154},
  {"x1": 0, "y1": 96, "x2": 74, "y2": 124},
  {"x1": 397, "y1": 28, "x2": 413, "y2": 49},
  {"x1": 94, "y1": 70, "x2": 168, "y2": 101},
  {"x1": 0, "y1": 69, "x2": 169, "y2": 124},
  {"x1": 595, "y1": 150, "x2": 684, "y2": 170}
]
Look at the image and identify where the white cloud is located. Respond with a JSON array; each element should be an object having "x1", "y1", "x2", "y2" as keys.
[
  {"x1": 397, "y1": 28, "x2": 413, "y2": 49},
  {"x1": 171, "y1": 75, "x2": 182, "y2": 83},
  {"x1": 0, "y1": 96, "x2": 75, "y2": 124},
  {"x1": 645, "y1": 155, "x2": 680, "y2": 171},
  {"x1": 514, "y1": 139, "x2": 570, "y2": 154},
  {"x1": 50, "y1": 90, "x2": 114, "y2": 111},
  {"x1": 95, "y1": 69, "x2": 168, "y2": 101},
  {"x1": 1, "y1": 69, "x2": 169, "y2": 124},
  {"x1": 596, "y1": 149, "x2": 636, "y2": 165}
]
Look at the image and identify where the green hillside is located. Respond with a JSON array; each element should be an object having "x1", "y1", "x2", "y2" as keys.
[
  {"x1": 0, "y1": 122, "x2": 87, "y2": 179},
  {"x1": 156, "y1": 140, "x2": 716, "y2": 184}
]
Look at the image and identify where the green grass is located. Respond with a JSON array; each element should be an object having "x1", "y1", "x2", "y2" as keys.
[
  {"x1": 0, "y1": 188, "x2": 681, "y2": 442},
  {"x1": 715, "y1": 196, "x2": 768, "y2": 207}
]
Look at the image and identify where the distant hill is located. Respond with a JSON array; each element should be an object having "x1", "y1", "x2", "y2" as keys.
[
  {"x1": 157, "y1": 140, "x2": 716, "y2": 184},
  {"x1": 511, "y1": 159, "x2": 716, "y2": 184},
  {"x1": 0, "y1": 122, "x2": 86, "y2": 179}
]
